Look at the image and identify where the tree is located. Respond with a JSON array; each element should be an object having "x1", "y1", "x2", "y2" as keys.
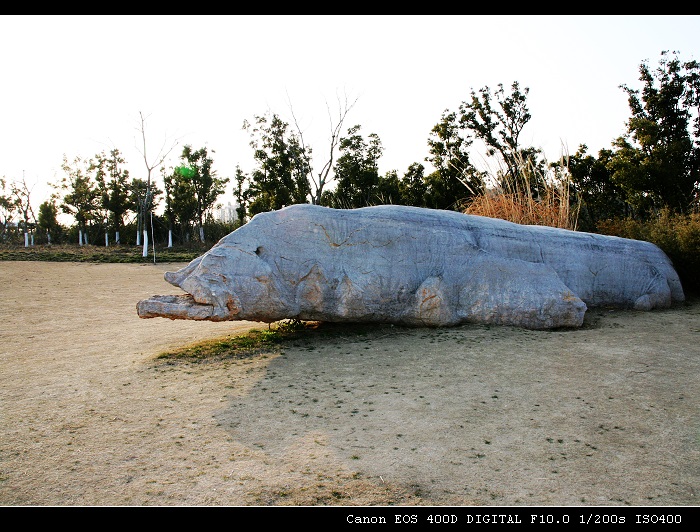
[
  {"x1": 175, "y1": 145, "x2": 228, "y2": 243},
  {"x1": 459, "y1": 82, "x2": 545, "y2": 196},
  {"x1": 57, "y1": 155, "x2": 99, "y2": 245},
  {"x1": 375, "y1": 170, "x2": 402, "y2": 205},
  {"x1": 129, "y1": 177, "x2": 162, "y2": 240},
  {"x1": 288, "y1": 93, "x2": 358, "y2": 205},
  {"x1": 324, "y1": 125, "x2": 383, "y2": 208},
  {"x1": 608, "y1": 51, "x2": 700, "y2": 216},
  {"x1": 94, "y1": 149, "x2": 131, "y2": 245},
  {"x1": 425, "y1": 110, "x2": 485, "y2": 210},
  {"x1": 135, "y1": 111, "x2": 179, "y2": 257},
  {"x1": 162, "y1": 165, "x2": 197, "y2": 244},
  {"x1": 0, "y1": 177, "x2": 18, "y2": 243},
  {"x1": 11, "y1": 176, "x2": 37, "y2": 247},
  {"x1": 243, "y1": 112, "x2": 311, "y2": 217},
  {"x1": 566, "y1": 145, "x2": 630, "y2": 230},
  {"x1": 232, "y1": 165, "x2": 249, "y2": 225},
  {"x1": 37, "y1": 197, "x2": 62, "y2": 244},
  {"x1": 398, "y1": 162, "x2": 428, "y2": 207},
  {"x1": 161, "y1": 167, "x2": 177, "y2": 247}
]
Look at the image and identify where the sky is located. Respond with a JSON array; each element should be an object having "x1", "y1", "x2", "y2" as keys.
[{"x1": 1, "y1": 14, "x2": 699, "y2": 219}]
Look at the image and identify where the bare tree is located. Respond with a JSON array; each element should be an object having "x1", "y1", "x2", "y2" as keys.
[
  {"x1": 287, "y1": 91, "x2": 357, "y2": 205},
  {"x1": 11, "y1": 174, "x2": 37, "y2": 247},
  {"x1": 135, "y1": 111, "x2": 180, "y2": 258}
]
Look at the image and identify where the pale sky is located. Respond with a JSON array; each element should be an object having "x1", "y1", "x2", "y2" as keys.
[{"x1": 1, "y1": 15, "x2": 699, "y2": 216}]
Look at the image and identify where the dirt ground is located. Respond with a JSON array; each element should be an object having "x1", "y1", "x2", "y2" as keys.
[{"x1": 1, "y1": 260, "x2": 699, "y2": 507}]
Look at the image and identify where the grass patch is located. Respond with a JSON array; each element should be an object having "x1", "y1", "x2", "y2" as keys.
[
  {"x1": 0, "y1": 244, "x2": 202, "y2": 263},
  {"x1": 156, "y1": 321, "x2": 308, "y2": 362},
  {"x1": 155, "y1": 319, "x2": 395, "y2": 363}
]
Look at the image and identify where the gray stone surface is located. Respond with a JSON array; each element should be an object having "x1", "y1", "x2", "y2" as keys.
[{"x1": 137, "y1": 204, "x2": 685, "y2": 329}]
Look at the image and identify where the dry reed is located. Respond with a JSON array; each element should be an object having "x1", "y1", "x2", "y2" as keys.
[{"x1": 462, "y1": 151, "x2": 579, "y2": 230}]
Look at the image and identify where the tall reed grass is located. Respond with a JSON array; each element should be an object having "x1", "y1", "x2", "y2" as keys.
[{"x1": 462, "y1": 152, "x2": 579, "y2": 231}]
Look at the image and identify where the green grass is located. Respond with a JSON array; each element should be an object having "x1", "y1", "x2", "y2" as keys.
[
  {"x1": 156, "y1": 319, "x2": 391, "y2": 363},
  {"x1": 0, "y1": 244, "x2": 203, "y2": 263},
  {"x1": 155, "y1": 319, "x2": 313, "y2": 362},
  {"x1": 156, "y1": 328, "x2": 291, "y2": 362}
]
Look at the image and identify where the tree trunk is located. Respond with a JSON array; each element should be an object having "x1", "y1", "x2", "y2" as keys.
[
  {"x1": 24, "y1": 232, "x2": 28, "y2": 247},
  {"x1": 142, "y1": 229, "x2": 149, "y2": 257},
  {"x1": 168, "y1": 229, "x2": 173, "y2": 248},
  {"x1": 105, "y1": 233, "x2": 109, "y2": 247},
  {"x1": 78, "y1": 229, "x2": 83, "y2": 246},
  {"x1": 199, "y1": 224, "x2": 205, "y2": 243},
  {"x1": 115, "y1": 231, "x2": 120, "y2": 244}
]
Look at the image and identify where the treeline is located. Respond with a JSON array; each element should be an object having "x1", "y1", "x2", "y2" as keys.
[
  {"x1": 1, "y1": 51, "x2": 699, "y2": 291},
  {"x1": 0, "y1": 142, "x2": 230, "y2": 249},
  {"x1": 233, "y1": 50, "x2": 699, "y2": 228}
]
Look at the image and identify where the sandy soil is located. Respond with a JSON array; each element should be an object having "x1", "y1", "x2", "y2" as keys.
[{"x1": 1, "y1": 260, "x2": 699, "y2": 507}]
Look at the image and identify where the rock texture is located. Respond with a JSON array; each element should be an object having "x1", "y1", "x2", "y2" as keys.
[{"x1": 137, "y1": 204, "x2": 685, "y2": 329}]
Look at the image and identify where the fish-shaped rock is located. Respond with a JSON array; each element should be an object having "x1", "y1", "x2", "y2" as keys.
[{"x1": 137, "y1": 204, "x2": 685, "y2": 329}]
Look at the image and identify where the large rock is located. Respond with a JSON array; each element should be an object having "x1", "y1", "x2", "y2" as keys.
[{"x1": 137, "y1": 204, "x2": 685, "y2": 329}]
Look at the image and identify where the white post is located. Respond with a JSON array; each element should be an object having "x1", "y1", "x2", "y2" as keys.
[
  {"x1": 105, "y1": 233, "x2": 109, "y2": 247},
  {"x1": 168, "y1": 229, "x2": 173, "y2": 248}
]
